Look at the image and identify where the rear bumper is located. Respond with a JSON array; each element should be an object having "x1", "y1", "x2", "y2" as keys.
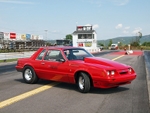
[
  {"x1": 15, "y1": 66, "x2": 23, "y2": 72},
  {"x1": 93, "y1": 74, "x2": 136, "y2": 88}
]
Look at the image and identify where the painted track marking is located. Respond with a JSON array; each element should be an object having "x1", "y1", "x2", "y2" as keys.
[
  {"x1": 112, "y1": 55, "x2": 124, "y2": 61},
  {"x1": 0, "y1": 82, "x2": 59, "y2": 109}
]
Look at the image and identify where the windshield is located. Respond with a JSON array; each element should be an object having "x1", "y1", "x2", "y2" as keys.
[{"x1": 63, "y1": 48, "x2": 93, "y2": 60}]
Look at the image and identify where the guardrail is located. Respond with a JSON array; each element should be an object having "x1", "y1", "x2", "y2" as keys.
[{"x1": 0, "y1": 51, "x2": 35, "y2": 60}]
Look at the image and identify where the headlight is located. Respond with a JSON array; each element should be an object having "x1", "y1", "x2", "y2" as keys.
[
  {"x1": 107, "y1": 71, "x2": 110, "y2": 76},
  {"x1": 111, "y1": 71, "x2": 115, "y2": 75},
  {"x1": 106, "y1": 70, "x2": 115, "y2": 76}
]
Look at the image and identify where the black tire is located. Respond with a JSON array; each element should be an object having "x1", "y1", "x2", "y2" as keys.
[
  {"x1": 78, "y1": 72, "x2": 91, "y2": 93},
  {"x1": 23, "y1": 66, "x2": 39, "y2": 84},
  {"x1": 112, "y1": 86, "x2": 119, "y2": 88}
]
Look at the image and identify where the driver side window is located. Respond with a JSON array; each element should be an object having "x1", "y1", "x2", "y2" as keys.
[{"x1": 64, "y1": 49, "x2": 77, "y2": 60}]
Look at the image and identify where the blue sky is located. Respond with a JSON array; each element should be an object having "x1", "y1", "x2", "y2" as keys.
[{"x1": 0, "y1": 0, "x2": 149, "y2": 40}]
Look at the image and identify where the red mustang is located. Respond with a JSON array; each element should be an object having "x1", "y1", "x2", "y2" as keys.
[{"x1": 16, "y1": 46, "x2": 136, "y2": 93}]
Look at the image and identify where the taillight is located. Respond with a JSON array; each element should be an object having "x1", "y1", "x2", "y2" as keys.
[
  {"x1": 17, "y1": 60, "x2": 20, "y2": 66},
  {"x1": 128, "y1": 68, "x2": 133, "y2": 73},
  {"x1": 16, "y1": 61, "x2": 18, "y2": 65}
]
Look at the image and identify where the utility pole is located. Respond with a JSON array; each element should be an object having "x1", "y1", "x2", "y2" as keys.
[
  {"x1": 44, "y1": 30, "x2": 48, "y2": 46},
  {"x1": 45, "y1": 30, "x2": 48, "y2": 41}
]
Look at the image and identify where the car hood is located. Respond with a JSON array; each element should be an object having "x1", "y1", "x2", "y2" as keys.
[{"x1": 84, "y1": 57, "x2": 129, "y2": 69}]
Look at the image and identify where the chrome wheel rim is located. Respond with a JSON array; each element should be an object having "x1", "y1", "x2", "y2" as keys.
[
  {"x1": 24, "y1": 69, "x2": 32, "y2": 81},
  {"x1": 79, "y1": 76, "x2": 84, "y2": 90}
]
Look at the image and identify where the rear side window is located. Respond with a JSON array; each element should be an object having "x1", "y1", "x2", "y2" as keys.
[
  {"x1": 36, "y1": 49, "x2": 46, "y2": 60},
  {"x1": 44, "y1": 50, "x2": 63, "y2": 61}
]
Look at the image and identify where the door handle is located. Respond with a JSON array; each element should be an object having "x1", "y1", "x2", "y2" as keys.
[
  {"x1": 48, "y1": 65, "x2": 52, "y2": 68},
  {"x1": 41, "y1": 62, "x2": 45, "y2": 65},
  {"x1": 49, "y1": 65, "x2": 57, "y2": 69}
]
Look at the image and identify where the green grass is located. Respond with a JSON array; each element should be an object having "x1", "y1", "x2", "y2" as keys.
[{"x1": 0, "y1": 58, "x2": 18, "y2": 63}]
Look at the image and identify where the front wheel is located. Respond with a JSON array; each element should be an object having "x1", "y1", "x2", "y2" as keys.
[
  {"x1": 78, "y1": 72, "x2": 91, "y2": 93},
  {"x1": 23, "y1": 66, "x2": 39, "y2": 84}
]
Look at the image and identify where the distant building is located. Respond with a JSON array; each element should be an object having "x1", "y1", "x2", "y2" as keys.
[
  {"x1": 56, "y1": 39, "x2": 72, "y2": 46},
  {"x1": 72, "y1": 26, "x2": 99, "y2": 52},
  {"x1": 0, "y1": 32, "x2": 45, "y2": 49}
]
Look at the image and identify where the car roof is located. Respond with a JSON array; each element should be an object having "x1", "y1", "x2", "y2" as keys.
[{"x1": 39, "y1": 46, "x2": 83, "y2": 50}]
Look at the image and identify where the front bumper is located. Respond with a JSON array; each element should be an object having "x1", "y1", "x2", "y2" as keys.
[{"x1": 93, "y1": 74, "x2": 136, "y2": 88}]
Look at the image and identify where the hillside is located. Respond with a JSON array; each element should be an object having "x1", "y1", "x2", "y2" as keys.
[
  {"x1": 47, "y1": 34, "x2": 150, "y2": 46},
  {"x1": 97, "y1": 34, "x2": 150, "y2": 46}
]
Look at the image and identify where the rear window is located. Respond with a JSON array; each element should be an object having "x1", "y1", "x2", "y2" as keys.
[{"x1": 36, "y1": 49, "x2": 46, "y2": 60}]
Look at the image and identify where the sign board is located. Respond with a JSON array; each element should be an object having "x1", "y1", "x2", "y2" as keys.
[
  {"x1": 26, "y1": 34, "x2": 31, "y2": 40},
  {"x1": 10, "y1": 33, "x2": 16, "y2": 39},
  {"x1": 21, "y1": 34, "x2": 26, "y2": 40},
  {"x1": 4, "y1": 33, "x2": 10, "y2": 40}
]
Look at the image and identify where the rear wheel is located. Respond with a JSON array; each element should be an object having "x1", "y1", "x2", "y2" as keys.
[
  {"x1": 78, "y1": 72, "x2": 91, "y2": 93},
  {"x1": 23, "y1": 66, "x2": 39, "y2": 84}
]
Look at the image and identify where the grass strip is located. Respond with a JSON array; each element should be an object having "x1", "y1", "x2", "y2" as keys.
[{"x1": 0, "y1": 58, "x2": 18, "y2": 63}]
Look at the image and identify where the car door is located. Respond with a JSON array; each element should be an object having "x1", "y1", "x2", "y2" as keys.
[
  {"x1": 41, "y1": 49, "x2": 70, "y2": 82},
  {"x1": 33, "y1": 49, "x2": 47, "y2": 78}
]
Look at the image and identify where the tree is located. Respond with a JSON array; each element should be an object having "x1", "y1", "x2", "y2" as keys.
[
  {"x1": 142, "y1": 42, "x2": 150, "y2": 46},
  {"x1": 98, "y1": 42, "x2": 104, "y2": 46},
  {"x1": 65, "y1": 34, "x2": 72, "y2": 40},
  {"x1": 130, "y1": 41, "x2": 140, "y2": 47},
  {"x1": 130, "y1": 32, "x2": 142, "y2": 47},
  {"x1": 136, "y1": 32, "x2": 142, "y2": 43},
  {"x1": 118, "y1": 42, "x2": 123, "y2": 47},
  {"x1": 108, "y1": 39, "x2": 112, "y2": 47},
  {"x1": 46, "y1": 42, "x2": 51, "y2": 46},
  {"x1": 138, "y1": 32, "x2": 142, "y2": 39}
]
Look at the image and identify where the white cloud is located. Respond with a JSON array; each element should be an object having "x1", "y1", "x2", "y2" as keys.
[
  {"x1": 123, "y1": 30, "x2": 129, "y2": 34},
  {"x1": 0, "y1": 0, "x2": 34, "y2": 4},
  {"x1": 85, "y1": 24, "x2": 99, "y2": 30},
  {"x1": 132, "y1": 27, "x2": 142, "y2": 34},
  {"x1": 52, "y1": 30, "x2": 58, "y2": 33},
  {"x1": 124, "y1": 26, "x2": 130, "y2": 30},
  {"x1": 85, "y1": 0, "x2": 102, "y2": 7},
  {"x1": 85, "y1": 24, "x2": 91, "y2": 26},
  {"x1": 83, "y1": 0, "x2": 129, "y2": 7},
  {"x1": 93, "y1": 24, "x2": 99, "y2": 30},
  {"x1": 122, "y1": 26, "x2": 130, "y2": 34},
  {"x1": 115, "y1": 24, "x2": 123, "y2": 29},
  {"x1": 110, "y1": 0, "x2": 129, "y2": 6}
]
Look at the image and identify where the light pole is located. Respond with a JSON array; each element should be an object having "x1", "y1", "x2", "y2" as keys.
[
  {"x1": 118, "y1": 42, "x2": 120, "y2": 50},
  {"x1": 45, "y1": 30, "x2": 48, "y2": 46},
  {"x1": 45, "y1": 30, "x2": 48, "y2": 41}
]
